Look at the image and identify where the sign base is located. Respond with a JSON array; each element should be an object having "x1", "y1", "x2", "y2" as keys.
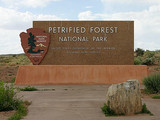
[{"x1": 15, "y1": 65, "x2": 148, "y2": 85}]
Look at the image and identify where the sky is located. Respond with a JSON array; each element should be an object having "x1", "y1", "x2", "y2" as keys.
[{"x1": 0, "y1": 0, "x2": 160, "y2": 54}]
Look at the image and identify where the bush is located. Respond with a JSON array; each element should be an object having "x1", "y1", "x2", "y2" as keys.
[
  {"x1": 143, "y1": 74, "x2": 160, "y2": 94},
  {"x1": 142, "y1": 57, "x2": 155, "y2": 65},
  {"x1": 134, "y1": 57, "x2": 142, "y2": 65},
  {"x1": 144, "y1": 50, "x2": 155, "y2": 58},
  {"x1": 135, "y1": 48, "x2": 145, "y2": 56},
  {"x1": 12, "y1": 55, "x2": 16, "y2": 57},
  {"x1": 8, "y1": 101, "x2": 31, "y2": 120},
  {"x1": 0, "y1": 81, "x2": 31, "y2": 120},
  {"x1": 0, "y1": 81, "x2": 21, "y2": 111}
]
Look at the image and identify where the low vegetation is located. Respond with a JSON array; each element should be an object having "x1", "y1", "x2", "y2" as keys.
[
  {"x1": 0, "y1": 81, "x2": 31, "y2": 120},
  {"x1": 0, "y1": 81, "x2": 19, "y2": 111},
  {"x1": 101, "y1": 101, "x2": 125, "y2": 117},
  {"x1": 152, "y1": 95, "x2": 160, "y2": 99},
  {"x1": 0, "y1": 54, "x2": 31, "y2": 66},
  {"x1": 134, "y1": 48, "x2": 160, "y2": 65},
  {"x1": 143, "y1": 73, "x2": 160, "y2": 94},
  {"x1": 102, "y1": 103, "x2": 153, "y2": 117},
  {"x1": 20, "y1": 86, "x2": 38, "y2": 91},
  {"x1": 101, "y1": 103, "x2": 117, "y2": 117},
  {"x1": 11, "y1": 77, "x2": 16, "y2": 83},
  {"x1": 8, "y1": 101, "x2": 31, "y2": 120},
  {"x1": 140, "y1": 104, "x2": 153, "y2": 116}
]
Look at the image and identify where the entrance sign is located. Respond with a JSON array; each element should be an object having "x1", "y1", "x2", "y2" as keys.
[
  {"x1": 33, "y1": 21, "x2": 134, "y2": 65},
  {"x1": 16, "y1": 21, "x2": 149, "y2": 85},
  {"x1": 20, "y1": 28, "x2": 50, "y2": 65}
]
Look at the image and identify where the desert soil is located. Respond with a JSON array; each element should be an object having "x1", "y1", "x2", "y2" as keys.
[
  {"x1": 0, "y1": 111, "x2": 16, "y2": 120},
  {"x1": 0, "y1": 65, "x2": 18, "y2": 82}
]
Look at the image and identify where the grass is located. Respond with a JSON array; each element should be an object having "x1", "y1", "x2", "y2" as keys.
[
  {"x1": 152, "y1": 95, "x2": 160, "y2": 99},
  {"x1": 101, "y1": 103, "x2": 119, "y2": 117},
  {"x1": 8, "y1": 101, "x2": 31, "y2": 120},
  {"x1": 0, "y1": 54, "x2": 31, "y2": 66},
  {"x1": 141, "y1": 104, "x2": 153, "y2": 116},
  {"x1": 20, "y1": 86, "x2": 38, "y2": 91}
]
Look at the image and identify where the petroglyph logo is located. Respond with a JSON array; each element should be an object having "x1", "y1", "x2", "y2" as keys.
[{"x1": 20, "y1": 28, "x2": 50, "y2": 65}]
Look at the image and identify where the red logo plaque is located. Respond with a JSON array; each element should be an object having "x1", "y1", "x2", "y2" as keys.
[{"x1": 20, "y1": 28, "x2": 50, "y2": 65}]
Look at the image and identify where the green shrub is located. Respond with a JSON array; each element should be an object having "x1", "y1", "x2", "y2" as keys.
[
  {"x1": 143, "y1": 74, "x2": 160, "y2": 94},
  {"x1": 20, "y1": 86, "x2": 38, "y2": 91},
  {"x1": 144, "y1": 50, "x2": 155, "y2": 58},
  {"x1": 8, "y1": 113, "x2": 21, "y2": 120},
  {"x1": 135, "y1": 48, "x2": 145, "y2": 56},
  {"x1": 8, "y1": 101, "x2": 31, "y2": 120},
  {"x1": 8, "y1": 73, "x2": 13, "y2": 76},
  {"x1": 101, "y1": 103, "x2": 117, "y2": 116},
  {"x1": 142, "y1": 57, "x2": 155, "y2": 65},
  {"x1": 0, "y1": 81, "x2": 21, "y2": 111},
  {"x1": 134, "y1": 57, "x2": 142, "y2": 65},
  {"x1": 12, "y1": 77, "x2": 16, "y2": 83},
  {"x1": 0, "y1": 81, "x2": 31, "y2": 120},
  {"x1": 12, "y1": 55, "x2": 16, "y2": 57},
  {"x1": 141, "y1": 104, "x2": 153, "y2": 115}
]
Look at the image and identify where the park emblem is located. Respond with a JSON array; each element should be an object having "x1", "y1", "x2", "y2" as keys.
[{"x1": 20, "y1": 28, "x2": 50, "y2": 65}]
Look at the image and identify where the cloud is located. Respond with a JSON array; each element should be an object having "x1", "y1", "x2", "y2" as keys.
[
  {"x1": 78, "y1": 11, "x2": 98, "y2": 20},
  {"x1": 86, "y1": 6, "x2": 93, "y2": 9},
  {"x1": 101, "y1": 0, "x2": 160, "y2": 4},
  {"x1": 0, "y1": 7, "x2": 62, "y2": 30},
  {"x1": 1, "y1": 0, "x2": 61, "y2": 8},
  {"x1": 101, "y1": 0, "x2": 160, "y2": 13},
  {"x1": 78, "y1": 5, "x2": 160, "y2": 50},
  {"x1": 0, "y1": 6, "x2": 63, "y2": 54},
  {"x1": 0, "y1": 28, "x2": 23, "y2": 54}
]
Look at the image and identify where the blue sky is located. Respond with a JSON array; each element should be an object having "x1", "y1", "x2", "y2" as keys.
[{"x1": 0, "y1": 0, "x2": 160, "y2": 54}]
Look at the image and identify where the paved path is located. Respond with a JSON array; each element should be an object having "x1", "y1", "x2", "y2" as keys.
[{"x1": 16, "y1": 85, "x2": 160, "y2": 120}]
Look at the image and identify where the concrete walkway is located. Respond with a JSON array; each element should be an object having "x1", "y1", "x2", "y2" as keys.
[{"x1": 16, "y1": 85, "x2": 160, "y2": 120}]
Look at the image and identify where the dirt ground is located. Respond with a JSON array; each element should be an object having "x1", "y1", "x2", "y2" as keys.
[
  {"x1": 0, "y1": 65, "x2": 18, "y2": 82},
  {"x1": 0, "y1": 110, "x2": 16, "y2": 120},
  {"x1": 148, "y1": 65, "x2": 160, "y2": 75}
]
